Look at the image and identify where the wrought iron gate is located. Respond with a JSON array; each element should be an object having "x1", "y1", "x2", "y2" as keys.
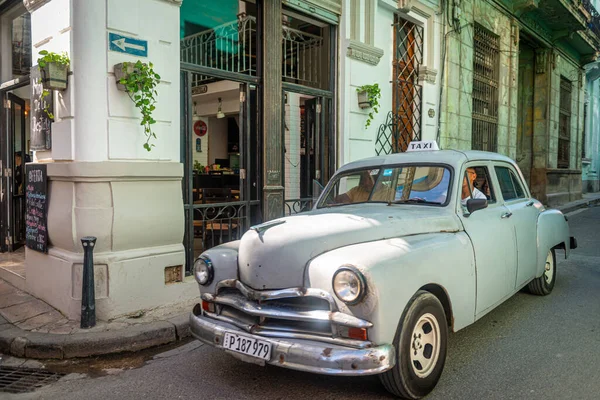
[{"x1": 181, "y1": 68, "x2": 261, "y2": 274}]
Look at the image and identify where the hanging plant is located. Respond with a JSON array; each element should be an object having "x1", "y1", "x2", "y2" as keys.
[
  {"x1": 114, "y1": 61, "x2": 161, "y2": 152},
  {"x1": 356, "y1": 83, "x2": 381, "y2": 129},
  {"x1": 37, "y1": 50, "x2": 70, "y2": 91},
  {"x1": 40, "y1": 89, "x2": 53, "y2": 120}
]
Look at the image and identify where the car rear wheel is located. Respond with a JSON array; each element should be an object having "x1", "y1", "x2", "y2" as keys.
[
  {"x1": 380, "y1": 290, "x2": 448, "y2": 399},
  {"x1": 527, "y1": 249, "x2": 556, "y2": 296}
]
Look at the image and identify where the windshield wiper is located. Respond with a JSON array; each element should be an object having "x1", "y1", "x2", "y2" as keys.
[{"x1": 392, "y1": 198, "x2": 441, "y2": 205}]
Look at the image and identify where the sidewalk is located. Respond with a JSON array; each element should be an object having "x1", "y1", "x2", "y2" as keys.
[
  {"x1": 554, "y1": 192, "x2": 600, "y2": 214},
  {"x1": 0, "y1": 278, "x2": 193, "y2": 360},
  {"x1": 1, "y1": 192, "x2": 599, "y2": 361}
]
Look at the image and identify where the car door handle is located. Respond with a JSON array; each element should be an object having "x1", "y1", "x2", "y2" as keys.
[
  {"x1": 526, "y1": 200, "x2": 535, "y2": 207},
  {"x1": 501, "y1": 212, "x2": 513, "y2": 219}
]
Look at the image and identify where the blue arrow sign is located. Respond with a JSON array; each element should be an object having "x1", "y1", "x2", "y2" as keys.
[{"x1": 108, "y1": 32, "x2": 148, "y2": 57}]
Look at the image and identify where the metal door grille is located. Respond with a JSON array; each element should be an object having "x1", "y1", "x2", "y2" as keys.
[
  {"x1": 558, "y1": 77, "x2": 572, "y2": 168},
  {"x1": 0, "y1": 366, "x2": 65, "y2": 393},
  {"x1": 377, "y1": 16, "x2": 423, "y2": 155},
  {"x1": 472, "y1": 24, "x2": 499, "y2": 152}
]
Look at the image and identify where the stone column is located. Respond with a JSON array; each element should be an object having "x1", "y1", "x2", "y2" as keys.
[
  {"x1": 530, "y1": 47, "x2": 551, "y2": 203},
  {"x1": 24, "y1": 0, "x2": 197, "y2": 320},
  {"x1": 262, "y1": 0, "x2": 284, "y2": 221}
]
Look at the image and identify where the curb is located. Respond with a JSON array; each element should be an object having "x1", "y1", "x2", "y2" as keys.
[
  {"x1": 557, "y1": 196, "x2": 600, "y2": 214},
  {"x1": 0, "y1": 312, "x2": 191, "y2": 360}
]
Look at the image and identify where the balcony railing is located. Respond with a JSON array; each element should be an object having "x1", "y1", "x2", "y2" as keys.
[
  {"x1": 582, "y1": 0, "x2": 600, "y2": 40},
  {"x1": 181, "y1": 14, "x2": 257, "y2": 87},
  {"x1": 181, "y1": 14, "x2": 324, "y2": 88}
]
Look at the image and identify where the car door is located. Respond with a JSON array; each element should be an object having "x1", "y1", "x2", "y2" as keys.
[
  {"x1": 458, "y1": 162, "x2": 517, "y2": 318},
  {"x1": 493, "y1": 163, "x2": 541, "y2": 289}
]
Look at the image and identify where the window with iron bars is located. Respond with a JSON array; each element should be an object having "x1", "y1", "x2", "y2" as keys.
[
  {"x1": 376, "y1": 15, "x2": 423, "y2": 155},
  {"x1": 472, "y1": 24, "x2": 499, "y2": 153},
  {"x1": 558, "y1": 77, "x2": 572, "y2": 169}
]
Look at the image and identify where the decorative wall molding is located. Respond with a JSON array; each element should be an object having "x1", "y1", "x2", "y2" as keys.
[
  {"x1": 23, "y1": 0, "x2": 50, "y2": 12},
  {"x1": 347, "y1": 39, "x2": 384, "y2": 66},
  {"x1": 520, "y1": 13, "x2": 553, "y2": 43},
  {"x1": 418, "y1": 66, "x2": 438, "y2": 84},
  {"x1": 535, "y1": 48, "x2": 549, "y2": 74},
  {"x1": 513, "y1": 0, "x2": 541, "y2": 17},
  {"x1": 397, "y1": 0, "x2": 415, "y2": 13}
]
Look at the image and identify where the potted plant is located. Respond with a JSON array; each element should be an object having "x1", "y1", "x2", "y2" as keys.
[
  {"x1": 37, "y1": 50, "x2": 70, "y2": 91},
  {"x1": 194, "y1": 160, "x2": 205, "y2": 173},
  {"x1": 114, "y1": 61, "x2": 161, "y2": 152},
  {"x1": 356, "y1": 83, "x2": 381, "y2": 128}
]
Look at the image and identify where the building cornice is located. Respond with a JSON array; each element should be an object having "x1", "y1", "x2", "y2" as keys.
[
  {"x1": 346, "y1": 40, "x2": 384, "y2": 66},
  {"x1": 418, "y1": 66, "x2": 438, "y2": 84}
]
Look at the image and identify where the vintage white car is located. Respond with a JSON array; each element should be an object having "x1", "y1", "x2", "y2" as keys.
[{"x1": 189, "y1": 143, "x2": 577, "y2": 399}]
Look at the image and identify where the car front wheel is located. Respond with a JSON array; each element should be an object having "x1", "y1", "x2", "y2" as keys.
[
  {"x1": 527, "y1": 249, "x2": 556, "y2": 296},
  {"x1": 380, "y1": 290, "x2": 448, "y2": 399}
]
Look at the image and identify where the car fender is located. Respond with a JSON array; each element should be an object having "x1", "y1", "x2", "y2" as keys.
[
  {"x1": 536, "y1": 209, "x2": 570, "y2": 277},
  {"x1": 306, "y1": 232, "x2": 476, "y2": 345},
  {"x1": 196, "y1": 241, "x2": 241, "y2": 294}
]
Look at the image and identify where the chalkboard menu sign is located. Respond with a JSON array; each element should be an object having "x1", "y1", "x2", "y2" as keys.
[
  {"x1": 25, "y1": 164, "x2": 48, "y2": 253},
  {"x1": 30, "y1": 66, "x2": 53, "y2": 151}
]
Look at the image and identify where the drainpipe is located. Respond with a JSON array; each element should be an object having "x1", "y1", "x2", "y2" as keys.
[
  {"x1": 542, "y1": 50, "x2": 553, "y2": 204},
  {"x1": 508, "y1": 20, "x2": 517, "y2": 158}
]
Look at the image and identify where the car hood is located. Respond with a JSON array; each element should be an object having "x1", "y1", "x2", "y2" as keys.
[{"x1": 237, "y1": 204, "x2": 461, "y2": 290}]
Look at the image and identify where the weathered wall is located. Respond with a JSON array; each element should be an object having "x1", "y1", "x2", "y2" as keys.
[
  {"x1": 544, "y1": 55, "x2": 584, "y2": 205},
  {"x1": 439, "y1": 0, "x2": 518, "y2": 158}
]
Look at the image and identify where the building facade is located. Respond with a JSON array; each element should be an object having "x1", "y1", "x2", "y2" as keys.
[
  {"x1": 1, "y1": 0, "x2": 599, "y2": 321},
  {"x1": 583, "y1": 0, "x2": 600, "y2": 193},
  {"x1": 438, "y1": 0, "x2": 600, "y2": 206},
  {"x1": 0, "y1": 0, "x2": 343, "y2": 320}
]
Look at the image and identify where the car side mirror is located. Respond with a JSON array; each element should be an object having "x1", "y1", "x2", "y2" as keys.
[{"x1": 466, "y1": 198, "x2": 488, "y2": 214}]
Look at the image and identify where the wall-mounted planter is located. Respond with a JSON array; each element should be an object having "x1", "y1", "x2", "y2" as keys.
[
  {"x1": 112, "y1": 60, "x2": 161, "y2": 152},
  {"x1": 114, "y1": 62, "x2": 136, "y2": 92},
  {"x1": 40, "y1": 62, "x2": 68, "y2": 91},
  {"x1": 357, "y1": 90, "x2": 371, "y2": 109}
]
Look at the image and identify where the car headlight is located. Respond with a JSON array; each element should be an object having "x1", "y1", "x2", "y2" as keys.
[
  {"x1": 332, "y1": 266, "x2": 367, "y2": 305},
  {"x1": 194, "y1": 256, "x2": 214, "y2": 286}
]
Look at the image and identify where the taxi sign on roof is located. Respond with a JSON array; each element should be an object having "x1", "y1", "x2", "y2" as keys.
[{"x1": 406, "y1": 141, "x2": 439, "y2": 152}]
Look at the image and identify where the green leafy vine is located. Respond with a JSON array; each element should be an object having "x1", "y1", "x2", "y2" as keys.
[
  {"x1": 119, "y1": 61, "x2": 161, "y2": 152},
  {"x1": 356, "y1": 83, "x2": 381, "y2": 129},
  {"x1": 40, "y1": 90, "x2": 53, "y2": 120}
]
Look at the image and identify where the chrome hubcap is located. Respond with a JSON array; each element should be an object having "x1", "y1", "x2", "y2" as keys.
[
  {"x1": 409, "y1": 313, "x2": 441, "y2": 378},
  {"x1": 544, "y1": 251, "x2": 554, "y2": 284}
]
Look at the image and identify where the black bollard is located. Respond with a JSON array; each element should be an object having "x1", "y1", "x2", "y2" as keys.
[{"x1": 80, "y1": 236, "x2": 97, "y2": 329}]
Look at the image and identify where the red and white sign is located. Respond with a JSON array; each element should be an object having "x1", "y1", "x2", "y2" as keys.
[{"x1": 194, "y1": 120, "x2": 207, "y2": 137}]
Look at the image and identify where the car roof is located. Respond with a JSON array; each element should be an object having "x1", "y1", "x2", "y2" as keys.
[{"x1": 336, "y1": 149, "x2": 516, "y2": 174}]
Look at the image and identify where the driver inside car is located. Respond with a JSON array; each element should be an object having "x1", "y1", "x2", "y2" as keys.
[
  {"x1": 461, "y1": 167, "x2": 487, "y2": 206},
  {"x1": 334, "y1": 170, "x2": 375, "y2": 203}
]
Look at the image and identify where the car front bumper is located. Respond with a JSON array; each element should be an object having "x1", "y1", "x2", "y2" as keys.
[{"x1": 189, "y1": 307, "x2": 395, "y2": 376}]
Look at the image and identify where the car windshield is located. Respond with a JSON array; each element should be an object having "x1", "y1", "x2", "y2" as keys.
[{"x1": 318, "y1": 165, "x2": 452, "y2": 207}]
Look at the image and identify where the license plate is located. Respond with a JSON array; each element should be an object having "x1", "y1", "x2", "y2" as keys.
[{"x1": 223, "y1": 332, "x2": 272, "y2": 361}]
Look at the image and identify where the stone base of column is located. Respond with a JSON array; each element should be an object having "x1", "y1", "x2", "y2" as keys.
[{"x1": 24, "y1": 161, "x2": 198, "y2": 320}]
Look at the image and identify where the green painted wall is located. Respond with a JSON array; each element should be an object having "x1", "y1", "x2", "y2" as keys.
[{"x1": 439, "y1": 0, "x2": 518, "y2": 159}]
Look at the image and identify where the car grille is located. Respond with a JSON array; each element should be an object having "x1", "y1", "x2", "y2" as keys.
[{"x1": 201, "y1": 280, "x2": 373, "y2": 347}]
